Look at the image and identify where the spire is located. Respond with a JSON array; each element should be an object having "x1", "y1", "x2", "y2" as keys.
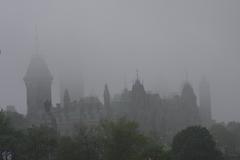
[
  {"x1": 104, "y1": 84, "x2": 110, "y2": 105},
  {"x1": 64, "y1": 89, "x2": 71, "y2": 108},
  {"x1": 104, "y1": 84, "x2": 111, "y2": 116},
  {"x1": 185, "y1": 70, "x2": 189, "y2": 82},
  {"x1": 136, "y1": 69, "x2": 139, "y2": 81},
  {"x1": 132, "y1": 70, "x2": 146, "y2": 99},
  {"x1": 34, "y1": 25, "x2": 40, "y2": 55},
  {"x1": 134, "y1": 69, "x2": 142, "y2": 85}
]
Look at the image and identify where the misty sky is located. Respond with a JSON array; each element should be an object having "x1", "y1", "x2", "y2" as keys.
[{"x1": 0, "y1": 0, "x2": 240, "y2": 122}]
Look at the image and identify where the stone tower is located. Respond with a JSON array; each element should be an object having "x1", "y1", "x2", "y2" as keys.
[
  {"x1": 24, "y1": 54, "x2": 53, "y2": 125},
  {"x1": 181, "y1": 82, "x2": 197, "y2": 108},
  {"x1": 130, "y1": 76, "x2": 147, "y2": 129},
  {"x1": 64, "y1": 89, "x2": 71, "y2": 108},
  {"x1": 181, "y1": 82, "x2": 200, "y2": 127},
  {"x1": 131, "y1": 75, "x2": 146, "y2": 107},
  {"x1": 199, "y1": 77, "x2": 212, "y2": 127}
]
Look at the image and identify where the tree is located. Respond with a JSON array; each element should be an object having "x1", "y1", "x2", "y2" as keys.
[
  {"x1": 0, "y1": 110, "x2": 11, "y2": 133},
  {"x1": 56, "y1": 124, "x2": 101, "y2": 160},
  {"x1": 24, "y1": 125, "x2": 58, "y2": 160},
  {"x1": 99, "y1": 118, "x2": 148, "y2": 160},
  {"x1": 227, "y1": 122, "x2": 240, "y2": 149},
  {"x1": 210, "y1": 123, "x2": 236, "y2": 154},
  {"x1": 142, "y1": 140, "x2": 170, "y2": 160},
  {"x1": 6, "y1": 111, "x2": 28, "y2": 130},
  {"x1": 56, "y1": 136, "x2": 77, "y2": 160},
  {"x1": 210, "y1": 122, "x2": 240, "y2": 158},
  {"x1": 0, "y1": 110, "x2": 26, "y2": 160},
  {"x1": 172, "y1": 126, "x2": 223, "y2": 160}
]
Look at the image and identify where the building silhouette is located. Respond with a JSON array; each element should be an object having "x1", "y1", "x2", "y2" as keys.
[
  {"x1": 23, "y1": 55, "x2": 211, "y2": 138},
  {"x1": 24, "y1": 54, "x2": 53, "y2": 126}
]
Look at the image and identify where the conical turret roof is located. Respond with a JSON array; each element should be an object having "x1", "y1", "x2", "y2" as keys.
[{"x1": 24, "y1": 54, "x2": 53, "y2": 82}]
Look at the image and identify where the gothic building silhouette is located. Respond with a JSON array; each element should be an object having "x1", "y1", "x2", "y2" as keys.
[{"x1": 24, "y1": 54, "x2": 212, "y2": 137}]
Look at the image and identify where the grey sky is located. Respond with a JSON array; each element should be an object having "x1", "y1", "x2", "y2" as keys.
[{"x1": 0, "y1": 0, "x2": 240, "y2": 122}]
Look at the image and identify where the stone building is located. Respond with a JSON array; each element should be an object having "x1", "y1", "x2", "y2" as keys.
[
  {"x1": 24, "y1": 54, "x2": 103, "y2": 135},
  {"x1": 24, "y1": 55, "x2": 211, "y2": 138},
  {"x1": 199, "y1": 77, "x2": 213, "y2": 127},
  {"x1": 24, "y1": 54, "x2": 53, "y2": 126},
  {"x1": 111, "y1": 79, "x2": 201, "y2": 140},
  {"x1": 52, "y1": 96, "x2": 104, "y2": 135}
]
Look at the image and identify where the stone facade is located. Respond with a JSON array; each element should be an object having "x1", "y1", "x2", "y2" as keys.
[
  {"x1": 111, "y1": 79, "x2": 201, "y2": 140},
  {"x1": 52, "y1": 96, "x2": 104, "y2": 135}
]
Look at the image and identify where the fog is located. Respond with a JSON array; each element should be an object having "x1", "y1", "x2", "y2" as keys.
[{"x1": 0, "y1": 0, "x2": 240, "y2": 122}]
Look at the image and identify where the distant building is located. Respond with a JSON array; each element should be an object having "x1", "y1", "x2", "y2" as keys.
[
  {"x1": 111, "y1": 79, "x2": 201, "y2": 141},
  {"x1": 180, "y1": 82, "x2": 201, "y2": 127},
  {"x1": 24, "y1": 55, "x2": 103, "y2": 134},
  {"x1": 24, "y1": 54, "x2": 53, "y2": 126},
  {"x1": 199, "y1": 77, "x2": 212, "y2": 127},
  {"x1": 52, "y1": 96, "x2": 104, "y2": 135},
  {"x1": 23, "y1": 55, "x2": 209, "y2": 139}
]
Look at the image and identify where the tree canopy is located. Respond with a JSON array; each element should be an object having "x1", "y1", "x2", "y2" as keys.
[{"x1": 172, "y1": 126, "x2": 223, "y2": 160}]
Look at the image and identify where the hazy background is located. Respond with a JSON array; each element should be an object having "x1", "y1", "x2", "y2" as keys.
[{"x1": 0, "y1": 0, "x2": 240, "y2": 122}]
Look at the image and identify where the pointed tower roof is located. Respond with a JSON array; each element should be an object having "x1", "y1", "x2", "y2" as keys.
[
  {"x1": 181, "y1": 81, "x2": 195, "y2": 97},
  {"x1": 104, "y1": 84, "x2": 111, "y2": 98},
  {"x1": 181, "y1": 81, "x2": 197, "y2": 105},
  {"x1": 132, "y1": 69, "x2": 142, "y2": 88},
  {"x1": 24, "y1": 54, "x2": 53, "y2": 82},
  {"x1": 132, "y1": 71, "x2": 145, "y2": 96}
]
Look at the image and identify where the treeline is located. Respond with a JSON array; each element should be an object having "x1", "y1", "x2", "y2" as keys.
[
  {"x1": 0, "y1": 110, "x2": 232, "y2": 160},
  {"x1": 210, "y1": 122, "x2": 240, "y2": 159}
]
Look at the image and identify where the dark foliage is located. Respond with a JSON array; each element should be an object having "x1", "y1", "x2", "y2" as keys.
[
  {"x1": 1, "y1": 111, "x2": 227, "y2": 160},
  {"x1": 210, "y1": 122, "x2": 240, "y2": 159},
  {"x1": 172, "y1": 126, "x2": 223, "y2": 160}
]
